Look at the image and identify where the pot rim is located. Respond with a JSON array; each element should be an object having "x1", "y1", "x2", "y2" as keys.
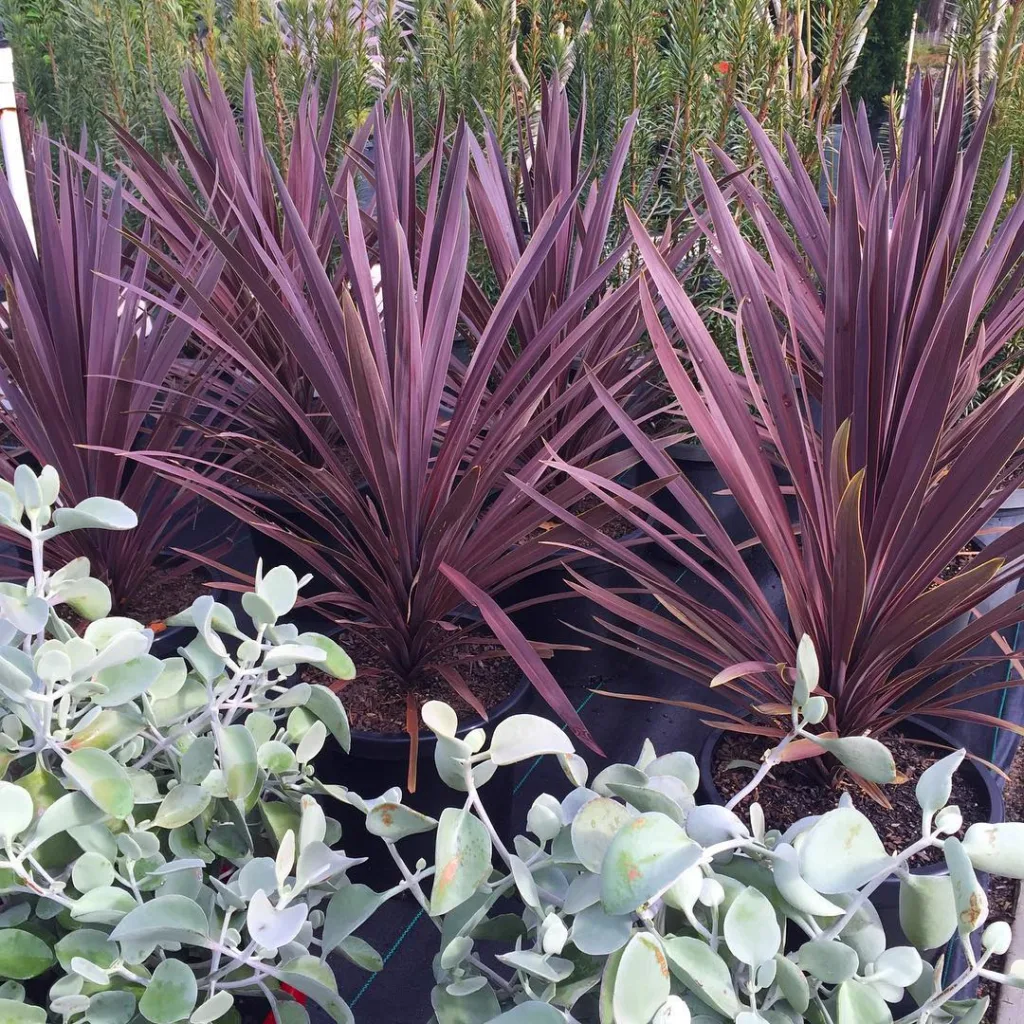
[
  {"x1": 697, "y1": 715, "x2": 1004, "y2": 878},
  {"x1": 343, "y1": 670, "x2": 533, "y2": 750}
]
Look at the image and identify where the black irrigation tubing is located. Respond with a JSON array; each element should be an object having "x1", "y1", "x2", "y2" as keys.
[{"x1": 347, "y1": 683, "x2": 608, "y2": 1009}]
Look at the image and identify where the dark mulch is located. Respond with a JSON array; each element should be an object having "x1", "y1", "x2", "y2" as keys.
[
  {"x1": 572, "y1": 492, "x2": 636, "y2": 543},
  {"x1": 121, "y1": 567, "x2": 211, "y2": 626},
  {"x1": 712, "y1": 730, "x2": 988, "y2": 865},
  {"x1": 63, "y1": 566, "x2": 211, "y2": 634},
  {"x1": 303, "y1": 625, "x2": 522, "y2": 735}
]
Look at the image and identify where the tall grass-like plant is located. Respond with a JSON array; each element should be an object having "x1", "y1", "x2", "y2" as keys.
[
  {"x1": 516, "y1": 77, "x2": 1024, "y2": 780},
  {"x1": 4, "y1": 0, "x2": 876, "y2": 230},
  {"x1": 120, "y1": 98, "x2": 671, "y2": 776},
  {"x1": 0, "y1": 139, "x2": 226, "y2": 611},
  {"x1": 111, "y1": 61, "x2": 373, "y2": 470}
]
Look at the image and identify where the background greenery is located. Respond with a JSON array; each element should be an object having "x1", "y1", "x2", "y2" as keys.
[{"x1": 0, "y1": 0, "x2": 872, "y2": 222}]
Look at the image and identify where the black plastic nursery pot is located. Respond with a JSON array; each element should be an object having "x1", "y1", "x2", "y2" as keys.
[
  {"x1": 909, "y1": 488, "x2": 1024, "y2": 666},
  {"x1": 697, "y1": 717, "x2": 1004, "y2": 988},
  {"x1": 314, "y1": 673, "x2": 533, "y2": 892}
]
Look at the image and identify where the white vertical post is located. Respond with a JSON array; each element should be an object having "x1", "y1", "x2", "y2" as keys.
[{"x1": 0, "y1": 42, "x2": 34, "y2": 251}]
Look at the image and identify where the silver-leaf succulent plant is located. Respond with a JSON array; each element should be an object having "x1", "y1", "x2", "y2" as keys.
[
  {"x1": 356, "y1": 636, "x2": 1024, "y2": 1024},
  {"x1": 1, "y1": 468, "x2": 1023, "y2": 1024}
]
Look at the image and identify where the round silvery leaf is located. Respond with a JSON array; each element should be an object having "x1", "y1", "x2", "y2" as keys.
[
  {"x1": 935, "y1": 805, "x2": 963, "y2": 835},
  {"x1": 139, "y1": 958, "x2": 197, "y2": 1023},
  {"x1": 915, "y1": 749, "x2": 965, "y2": 816},
  {"x1": 430, "y1": 808, "x2": 492, "y2": 916},
  {"x1": 72, "y1": 852, "x2": 115, "y2": 893},
  {"x1": 488, "y1": 715, "x2": 574, "y2": 765},
  {"x1": 797, "y1": 939, "x2": 858, "y2": 984},
  {"x1": 239, "y1": 858, "x2": 279, "y2": 900},
  {"x1": 571, "y1": 797, "x2": 633, "y2": 874},
  {"x1": 527, "y1": 794, "x2": 562, "y2": 842},
  {"x1": 801, "y1": 696, "x2": 828, "y2": 725},
  {"x1": 304, "y1": 684, "x2": 352, "y2": 751},
  {"x1": 771, "y1": 843, "x2": 844, "y2": 918},
  {"x1": 613, "y1": 934, "x2": 671, "y2": 1024},
  {"x1": 241, "y1": 591, "x2": 277, "y2": 627},
  {"x1": 0, "y1": 781, "x2": 33, "y2": 841},
  {"x1": 539, "y1": 913, "x2": 568, "y2": 956},
  {"x1": 495, "y1": 949, "x2": 574, "y2": 983},
  {"x1": 258, "y1": 741, "x2": 298, "y2": 775},
  {"x1": 773, "y1": 955, "x2": 809, "y2": 1014},
  {"x1": 190, "y1": 992, "x2": 233, "y2": 1024},
  {"x1": 835, "y1": 979, "x2": 891, "y2": 1024},
  {"x1": 70, "y1": 886, "x2": 137, "y2": 926},
  {"x1": 899, "y1": 873, "x2": 957, "y2": 951},
  {"x1": 366, "y1": 802, "x2": 437, "y2": 841},
  {"x1": 258, "y1": 566, "x2": 299, "y2": 616},
  {"x1": 646, "y1": 751, "x2": 700, "y2": 793},
  {"x1": 723, "y1": 887, "x2": 781, "y2": 967},
  {"x1": 945, "y1": 836, "x2": 989, "y2": 935},
  {"x1": 685, "y1": 804, "x2": 749, "y2": 847},
  {"x1": 421, "y1": 701, "x2": 458, "y2": 738},
  {"x1": 811, "y1": 736, "x2": 896, "y2": 785},
  {"x1": 70, "y1": 956, "x2": 109, "y2": 986},
  {"x1": 661, "y1": 865, "x2": 703, "y2": 914},
  {"x1": 245, "y1": 711, "x2": 276, "y2": 747},
  {"x1": 295, "y1": 636, "x2": 354, "y2": 683},
  {"x1": 798, "y1": 808, "x2": 893, "y2": 894},
  {"x1": 296, "y1": 720, "x2": 327, "y2": 764},
  {"x1": 180, "y1": 737, "x2": 217, "y2": 786},
  {"x1": 220, "y1": 724, "x2": 258, "y2": 803},
  {"x1": 592, "y1": 763, "x2": 647, "y2": 797},
  {"x1": 13, "y1": 465, "x2": 40, "y2": 513},
  {"x1": 983, "y1": 921, "x2": 1012, "y2": 955},
  {"x1": 571, "y1": 902, "x2": 633, "y2": 956},
  {"x1": 872, "y1": 946, "x2": 923, "y2": 987},
  {"x1": 247, "y1": 889, "x2": 308, "y2": 949},
  {"x1": 51, "y1": 995, "x2": 91, "y2": 1018},
  {"x1": 0, "y1": 930, "x2": 53, "y2": 978},
  {"x1": 49, "y1": 497, "x2": 136, "y2": 536},
  {"x1": 600, "y1": 812, "x2": 701, "y2": 917},
  {"x1": 89, "y1": 990, "x2": 137, "y2": 1024},
  {"x1": 795, "y1": 634, "x2": 818, "y2": 703},
  {"x1": 153, "y1": 785, "x2": 211, "y2": 829},
  {"x1": 962, "y1": 822, "x2": 1024, "y2": 879},
  {"x1": 55, "y1": 927, "x2": 119, "y2": 969},
  {"x1": 64, "y1": 748, "x2": 134, "y2": 819},
  {"x1": 559, "y1": 752, "x2": 589, "y2": 787},
  {"x1": 440, "y1": 935, "x2": 473, "y2": 971},
  {"x1": 36, "y1": 465, "x2": 59, "y2": 507},
  {"x1": 109, "y1": 894, "x2": 209, "y2": 946}
]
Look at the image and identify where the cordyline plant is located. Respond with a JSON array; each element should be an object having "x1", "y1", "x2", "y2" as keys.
[
  {"x1": 107, "y1": 62, "x2": 374, "y2": 469},
  {"x1": 464, "y1": 74, "x2": 679, "y2": 466},
  {"x1": 0, "y1": 140, "x2": 227, "y2": 612},
  {"x1": 122, "y1": 97, "x2": 666, "y2": 780},
  {"x1": 514, "y1": 77, "x2": 1024, "y2": 781}
]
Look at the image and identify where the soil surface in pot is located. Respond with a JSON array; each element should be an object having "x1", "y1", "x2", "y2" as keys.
[
  {"x1": 303, "y1": 625, "x2": 521, "y2": 734},
  {"x1": 712, "y1": 730, "x2": 988, "y2": 865},
  {"x1": 64, "y1": 566, "x2": 211, "y2": 633}
]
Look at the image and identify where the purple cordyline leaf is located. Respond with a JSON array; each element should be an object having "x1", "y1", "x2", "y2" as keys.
[
  {"x1": 439, "y1": 563, "x2": 601, "y2": 753},
  {"x1": 524, "y1": 76, "x2": 1024, "y2": 744},
  {"x1": 0, "y1": 137, "x2": 232, "y2": 607}
]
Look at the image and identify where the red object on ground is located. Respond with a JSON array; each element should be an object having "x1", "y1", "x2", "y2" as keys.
[
  {"x1": 262, "y1": 983, "x2": 307, "y2": 1024},
  {"x1": 716, "y1": 60, "x2": 731, "y2": 73}
]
